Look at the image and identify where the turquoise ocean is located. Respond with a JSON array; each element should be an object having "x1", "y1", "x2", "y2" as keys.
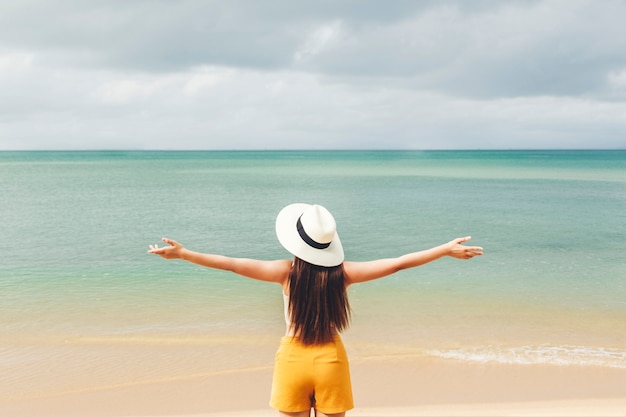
[{"x1": 1, "y1": 150, "x2": 625, "y2": 400}]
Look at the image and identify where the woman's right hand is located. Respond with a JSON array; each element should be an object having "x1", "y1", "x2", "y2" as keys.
[
  {"x1": 447, "y1": 236, "x2": 483, "y2": 260},
  {"x1": 148, "y1": 237, "x2": 184, "y2": 260}
]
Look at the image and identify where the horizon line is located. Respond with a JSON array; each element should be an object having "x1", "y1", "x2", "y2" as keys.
[{"x1": 1, "y1": 148, "x2": 625, "y2": 152}]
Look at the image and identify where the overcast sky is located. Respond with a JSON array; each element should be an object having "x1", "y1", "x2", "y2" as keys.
[{"x1": 1, "y1": 0, "x2": 625, "y2": 150}]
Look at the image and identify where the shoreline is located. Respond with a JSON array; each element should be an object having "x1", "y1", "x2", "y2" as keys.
[{"x1": 2, "y1": 357, "x2": 625, "y2": 417}]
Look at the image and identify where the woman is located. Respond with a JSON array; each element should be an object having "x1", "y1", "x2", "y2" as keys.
[{"x1": 148, "y1": 203, "x2": 483, "y2": 417}]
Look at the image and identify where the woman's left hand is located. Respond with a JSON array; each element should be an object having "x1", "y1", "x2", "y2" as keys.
[{"x1": 148, "y1": 237, "x2": 185, "y2": 260}]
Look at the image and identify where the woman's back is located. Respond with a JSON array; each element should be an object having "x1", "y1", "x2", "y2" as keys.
[{"x1": 284, "y1": 257, "x2": 351, "y2": 345}]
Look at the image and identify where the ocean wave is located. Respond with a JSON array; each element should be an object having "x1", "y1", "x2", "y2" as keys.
[{"x1": 428, "y1": 345, "x2": 626, "y2": 369}]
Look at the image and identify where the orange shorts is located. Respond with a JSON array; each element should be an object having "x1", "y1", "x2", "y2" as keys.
[{"x1": 270, "y1": 335, "x2": 354, "y2": 414}]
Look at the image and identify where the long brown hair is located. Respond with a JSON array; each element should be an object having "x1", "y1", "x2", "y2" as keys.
[{"x1": 287, "y1": 257, "x2": 351, "y2": 345}]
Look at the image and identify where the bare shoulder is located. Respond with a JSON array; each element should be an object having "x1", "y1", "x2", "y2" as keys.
[
  {"x1": 271, "y1": 259, "x2": 292, "y2": 287},
  {"x1": 229, "y1": 258, "x2": 292, "y2": 284},
  {"x1": 342, "y1": 261, "x2": 359, "y2": 276},
  {"x1": 270, "y1": 259, "x2": 293, "y2": 275},
  {"x1": 343, "y1": 261, "x2": 367, "y2": 285},
  {"x1": 264, "y1": 258, "x2": 293, "y2": 280}
]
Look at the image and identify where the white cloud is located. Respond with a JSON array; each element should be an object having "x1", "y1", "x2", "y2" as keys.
[
  {"x1": 93, "y1": 77, "x2": 173, "y2": 104},
  {"x1": 608, "y1": 68, "x2": 626, "y2": 89},
  {"x1": 2, "y1": 61, "x2": 624, "y2": 150},
  {"x1": 0, "y1": 51, "x2": 34, "y2": 73},
  {"x1": 183, "y1": 66, "x2": 229, "y2": 97},
  {"x1": 294, "y1": 21, "x2": 345, "y2": 63}
]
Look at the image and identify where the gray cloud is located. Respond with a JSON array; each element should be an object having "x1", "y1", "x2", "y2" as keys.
[
  {"x1": 0, "y1": 0, "x2": 625, "y2": 149},
  {"x1": 2, "y1": 0, "x2": 624, "y2": 96},
  {"x1": 292, "y1": 0, "x2": 626, "y2": 98}
]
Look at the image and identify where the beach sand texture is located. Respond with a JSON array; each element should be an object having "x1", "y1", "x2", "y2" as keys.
[{"x1": 1, "y1": 357, "x2": 625, "y2": 416}]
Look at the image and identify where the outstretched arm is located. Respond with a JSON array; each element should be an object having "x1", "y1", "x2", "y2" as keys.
[
  {"x1": 148, "y1": 238, "x2": 290, "y2": 284},
  {"x1": 344, "y1": 236, "x2": 483, "y2": 285}
]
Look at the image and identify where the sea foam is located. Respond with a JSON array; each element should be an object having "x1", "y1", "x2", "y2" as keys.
[{"x1": 429, "y1": 344, "x2": 626, "y2": 369}]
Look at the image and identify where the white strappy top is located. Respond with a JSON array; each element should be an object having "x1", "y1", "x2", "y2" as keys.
[{"x1": 282, "y1": 291, "x2": 295, "y2": 335}]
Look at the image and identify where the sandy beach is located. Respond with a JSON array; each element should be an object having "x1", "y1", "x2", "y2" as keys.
[{"x1": 2, "y1": 356, "x2": 625, "y2": 417}]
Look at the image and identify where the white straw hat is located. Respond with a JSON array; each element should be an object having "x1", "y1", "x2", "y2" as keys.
[{"x1": 275, "y1": 203, "x2": 344, "y2": 267}]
